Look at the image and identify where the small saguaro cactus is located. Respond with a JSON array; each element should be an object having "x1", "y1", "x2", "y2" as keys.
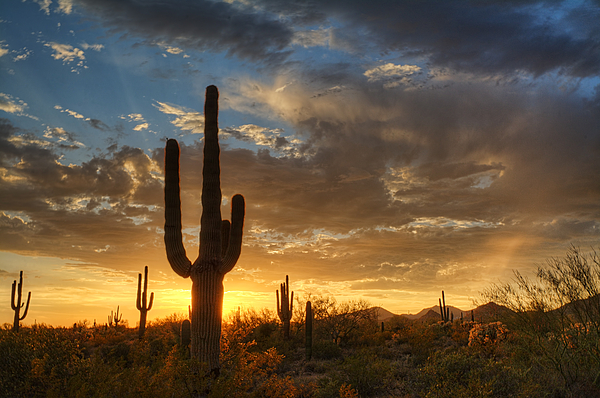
[
  {"x1": 180, "y1": 319, "x2": 191, "y2": 356},
  {"x1": 305, "y1": 300, "x2": 313, "y2": 361},
  {"x1": 108, "y1": 306, "x2": 122, "y2": 328},
  {"x1": 277, "y1": 275, "x2": 294, "y2": 339},
  {"x1": 136, "y1": 265, "x2": 154, "y2": 339},
  {"x1": 11, "y1": 270, "x2": 31, "y2": 332},
  {"x1": 439, "y1": 290, "x2": 450, "y2": 323},
  {"x1": 164, "y1": 85, "x2": 245, "y2": 375}
]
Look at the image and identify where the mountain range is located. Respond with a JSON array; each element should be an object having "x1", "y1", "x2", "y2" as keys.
[{"x1": 373, "y1": 302, "x2": 512, "y2": 323}]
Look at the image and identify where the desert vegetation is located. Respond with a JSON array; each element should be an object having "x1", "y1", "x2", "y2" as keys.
[{"x1": 2, "y1": 246, "x2": 600, "y2": 397}]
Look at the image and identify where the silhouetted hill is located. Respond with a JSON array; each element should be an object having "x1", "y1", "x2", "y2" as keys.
[
  {"x1": 549, "y1": 293, "x2": 600, "y2": 318},
  {"x1": 372, "y1": 307, "x2": 397, "y2": 322},
  {"x1": 415, "y1": 309, "x2": 442, "y2": 322},
  {"x1": 370, "y1": 301, "x2": 514, "y2": 324},
  {"x1": 472, "y1": 302, "x2": 514, "y2": 322},
  {"x1": 402, "y1": 305, "x2": 467, "y2": 321}
]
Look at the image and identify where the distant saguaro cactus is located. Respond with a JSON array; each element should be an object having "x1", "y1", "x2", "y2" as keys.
[
  {"x1": 277, "y1": 275, "x2": 294, "y2": 339},
  {"x1": 108, "y1": 306, "x2": 122, "y2": 328},
  {"x1": 136, "y1": 265, "x2": 154, "y2": 339},
  {"x1": 164, "y1": 85, "x2": 245, "y2": 375},
  {"x1": 305, "y1": 300, "x2": 313, "y2": 361},
  {"x1": 439, "y1": 290, "x2": 450, "y2": 323},
  {"x1": 11, "y1": 271, "x2": 31, "y2": 332}
]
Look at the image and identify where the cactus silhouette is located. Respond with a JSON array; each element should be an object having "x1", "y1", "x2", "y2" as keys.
[
  {"x1": 180, "y1": 319, "x2": 191, "y2": 357},
  {"x1": 277, "y1": 275, "x2": 294, "y2": 339},
  {"x1": 164, "y1": 85, "x2": 245, "y2": 375},
  {"x1": 136, "y1": 265, "x2": 154, "y2": 339},
  {"x1": 305, "y1": 300, "x2": 313, "y2": 361},
  {"x1": 11, "y1": 270, "x2": 31, "y2": 332},
  {"x1": 439, "y1": 290, "x2": 450, "y2": 322},
  {"x1": 108, "y1": 306, "x2": 122, "y2": 328}
]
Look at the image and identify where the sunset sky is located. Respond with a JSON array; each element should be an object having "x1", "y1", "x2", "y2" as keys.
[{"x1": 1, "y1": 0, "x2": 599, "y2": 327}]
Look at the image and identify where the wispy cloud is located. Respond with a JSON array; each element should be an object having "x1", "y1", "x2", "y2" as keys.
[
  {"x1": 45, "y1": 42, "x2": 85, "y2": 64},
  {"x1": 154, "y1": 101, "x2": 203, "y2": 135},
  {"x1": 0, "y1": 93, "x2": 27, "y2": 114},
  {"x1": 43, "y1": 126, "x2": 85, "y2": 148}
]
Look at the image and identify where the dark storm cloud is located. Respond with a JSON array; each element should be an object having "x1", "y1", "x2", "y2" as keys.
[
  {"x1": 68, "y1": 0, "x2": 600, "y2": 80},
  {"x1": 74, "y1": 0, "x2": 294, "y2": 66},
  {"x1": 254, "y1": 0, "x2": 600, "y2": 77}
]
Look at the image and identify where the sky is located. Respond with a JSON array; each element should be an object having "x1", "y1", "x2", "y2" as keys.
[{"x1": 1, "y1": 0, "x2": 599, "y2": 327}]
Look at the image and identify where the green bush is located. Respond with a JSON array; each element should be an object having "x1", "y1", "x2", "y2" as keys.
[
  {"x1": 312, "y1": 340, "x2": 343, "y2": 360},
  {"x1": 416, "y1": 348, "x2": 539, "y2": 398}
]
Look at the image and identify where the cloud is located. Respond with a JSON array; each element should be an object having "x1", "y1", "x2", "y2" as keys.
[
  {"x1": 55, "y1": 105, "x2": 108, "y2": 130},
  {"x1": 220, "y1": 69, "x2": 600, "y2": 260},
  {"x1": 43, "y1": 126, "x2": 85, "y2": 148},
  {"x1": 65, "y1": 0, "x2": 600, "y2": 78},
  {"x1": 80, "y1": 42, "x2": 104, "y2": 51},
  {"x1": 364, "y1": 63, "x2": 421, "y2": 82},
  {"x1": 13, "y1": 49, "x2": 32, "y2": 62},
  {"x1": 133, "y1": 123, "x2": 149, "y2": 131},
  {"x1": 154, "y1": 101, "x2": 203, "y2": 134},
  {"x1": 45, "y1": 42, "x2": 85, "y2": 64},
  {"x1": 221, "y1": 124, "x2": 303, "y2": 157},
  {"x1": 87, "y1": 119, "x2": 109, "y2": 131},
  {"x1": 126, "y1": 114, "x2": 145, "y2": 122},
  {"x1": 0, "y1": 94, "x2": 27, "y2": 115},
  {"x1": 57, "y1": 0, "x2": 74, "y2": 14},
  {"x1": 0, "y1": 119, "x2": 164, "y2": 271},
  {"x1": 251, "y1": 0, "x2": 600, "y2": 78},
  {"x1": 364, "y1": 63, "x2": 424, "y2": 89},
  {"x1": 292, "y1": 28, "x2": 330, "y2": 48},
  {"x1": 75, "y1": 0, "x2": 295, "y2": 66},
  {"x1": 155, "y1": 41, "x2": 185, "y2": 55},
  {"x1": 32, "y1": 0, "x2": 52, "y2": 15},
  {"x1": 0, "y1": 42, "x2": 8, "y2": 58}
]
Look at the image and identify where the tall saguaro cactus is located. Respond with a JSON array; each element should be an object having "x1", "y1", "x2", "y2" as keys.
[
  {"x1": 164, "y1": 85, "x2": 245, "y2": 375},
  {"x1": 136, "y1": 265, "x2": 154, "y2": 339},
  {"x1": 277, "y1": 275, "x2": 294, "y2": 339},
  {"x1": 11, "y1": 271, "x2": 31, "y2": 332}
]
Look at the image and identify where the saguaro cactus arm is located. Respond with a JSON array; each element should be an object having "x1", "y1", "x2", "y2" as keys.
[
  {"x1": 219, "y1": 194, "x2": 245, "y2": 274},
  {"x1": 164, "y1": 139, "x2": 193, "y2": 278}
]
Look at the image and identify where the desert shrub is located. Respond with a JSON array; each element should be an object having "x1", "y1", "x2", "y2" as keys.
[
  {"x1": 400, "y1": 321, "x2": 458, "y2": 365},
  {"x1": 213, "y1": 343, "x2": 304, "y2": 398},
  {"x1": 484, "y1": 246, "x2": 600, "y2": 394},
  {"x1": 468, "y1": 322, "x2": 511, "y2": 357},
  {"x1": 0, "y1": 324, "x2": 86, "y2": 397},
  {"x1": 0, "y1": 324, "x2": 36, "y2": 396},
  {"x1": 338, "y1": 349, "x2": 395, "y2": 397},
  {"x1": 312, "y1": 340, "x2": 343, "y2": 360},
  {"x1": 313, "y1": 349, "x2": 394, "y2": 397},
  {"x1": 416, "y1": 348, "x2": 536, "y2": 398}
]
